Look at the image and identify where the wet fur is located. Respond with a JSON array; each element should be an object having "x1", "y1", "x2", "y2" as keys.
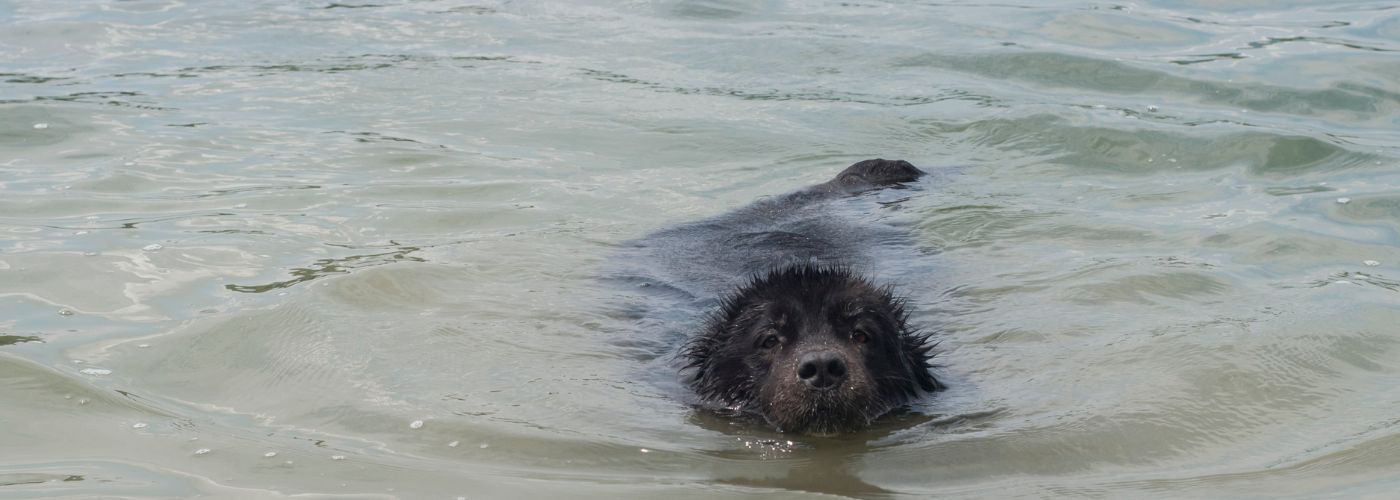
[
  {"x1": 680, "y1": 264, "x2": 935, "y2": 431},
  {"x1": 684, "y1": 265, "x2": 939, "y2": 433},
  {"x1": 629, "y1": 159, "x2": 943, "y2": 434}
]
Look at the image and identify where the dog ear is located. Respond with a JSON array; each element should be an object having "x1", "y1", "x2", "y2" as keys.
[{"x1": 904, "y1": 329, "x2": 942, "y2": 392}]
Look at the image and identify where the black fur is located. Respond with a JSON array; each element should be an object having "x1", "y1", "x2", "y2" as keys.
[
  {"x1": 683, "y1": 264, "x2": 940, "y2": 433},
  {"x1": 622, "y1": 159, "x2": 941, "y2": 434}
]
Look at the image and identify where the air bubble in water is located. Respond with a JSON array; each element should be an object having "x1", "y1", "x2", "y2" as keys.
[
  {"x1": 142, "y1": 243, "x2": 163, "y2": 252},
  {"x1": 133, "y1": 423, "x2": 148, "y2": 429},
  {"x1": 80, "y1": 368, "x2": 112, "y2": 376},
  {"x1": 194, "y1": 448, "x2": 211, "y2": 455},
  {"x1": 1337, "y1": 197, "x2": 1351, "y2": 204},
  {"x1": 1364, "y1": 260, "x2": 1380, "y2": 266},
  {"x1": 410, "y1": 420, "x2": 424, "y2": 429}
]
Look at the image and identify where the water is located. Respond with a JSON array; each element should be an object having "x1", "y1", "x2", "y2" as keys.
[{"x1": 3, "y1": 0, "x2": 1400, "y2": 497}]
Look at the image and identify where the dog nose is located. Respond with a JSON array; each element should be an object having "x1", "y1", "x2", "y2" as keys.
[{"x1": 797, "y1": 351, "x2": 847, "y2": 389}]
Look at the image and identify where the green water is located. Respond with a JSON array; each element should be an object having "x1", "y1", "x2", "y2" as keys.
[{"x1": 3, "y1": 0, "x2": 1400, "y2": 498}]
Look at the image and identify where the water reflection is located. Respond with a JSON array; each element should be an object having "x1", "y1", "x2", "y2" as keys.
[{"x1": 225, "y1": 246, "x2": 423, "y2": 293}]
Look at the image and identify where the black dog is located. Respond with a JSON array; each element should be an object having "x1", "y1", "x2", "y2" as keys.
[{"x1": 624, "y1": 159, "x2": 941, "y2": 434}]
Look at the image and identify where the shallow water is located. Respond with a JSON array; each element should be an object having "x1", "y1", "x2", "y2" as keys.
[{"x1": 4, "y1": 0, "x2": 1400, "y2": 498}]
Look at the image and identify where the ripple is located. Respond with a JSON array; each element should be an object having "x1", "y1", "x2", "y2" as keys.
[
  {"x1": 4, "y1": 0, "x2": 1400, "y2": 497},
  {"x1": 939, "y1": 114, "x2": 1384, "y2": 177},
  {"x1": 578, "y1": 68, "x2": 967, "y2": 107},
  {"x1": 896, "y1": 52, "x2": 1400, "y2": 121},
  {"x1": 0, "y1": 335, "x2": 43, "y2": 347},
  {"x1": 223, "y1": 246, "x2": 423, "y2": 294},
  {"x1": 0, "y1": 91, "x2": 172, "y2": 110}
]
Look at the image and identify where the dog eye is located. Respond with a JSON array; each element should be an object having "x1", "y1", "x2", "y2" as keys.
[
  {"x1": 852, "y1": 330, "x2": 871, "y2": 344},
  {"x1": 760, "y1": 334, "x2": 781, "y2": 349}
]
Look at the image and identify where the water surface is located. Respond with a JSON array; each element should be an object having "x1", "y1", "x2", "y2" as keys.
[{"x1": 4, "y1": 0, "x2": 1400, "y2": 498}]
